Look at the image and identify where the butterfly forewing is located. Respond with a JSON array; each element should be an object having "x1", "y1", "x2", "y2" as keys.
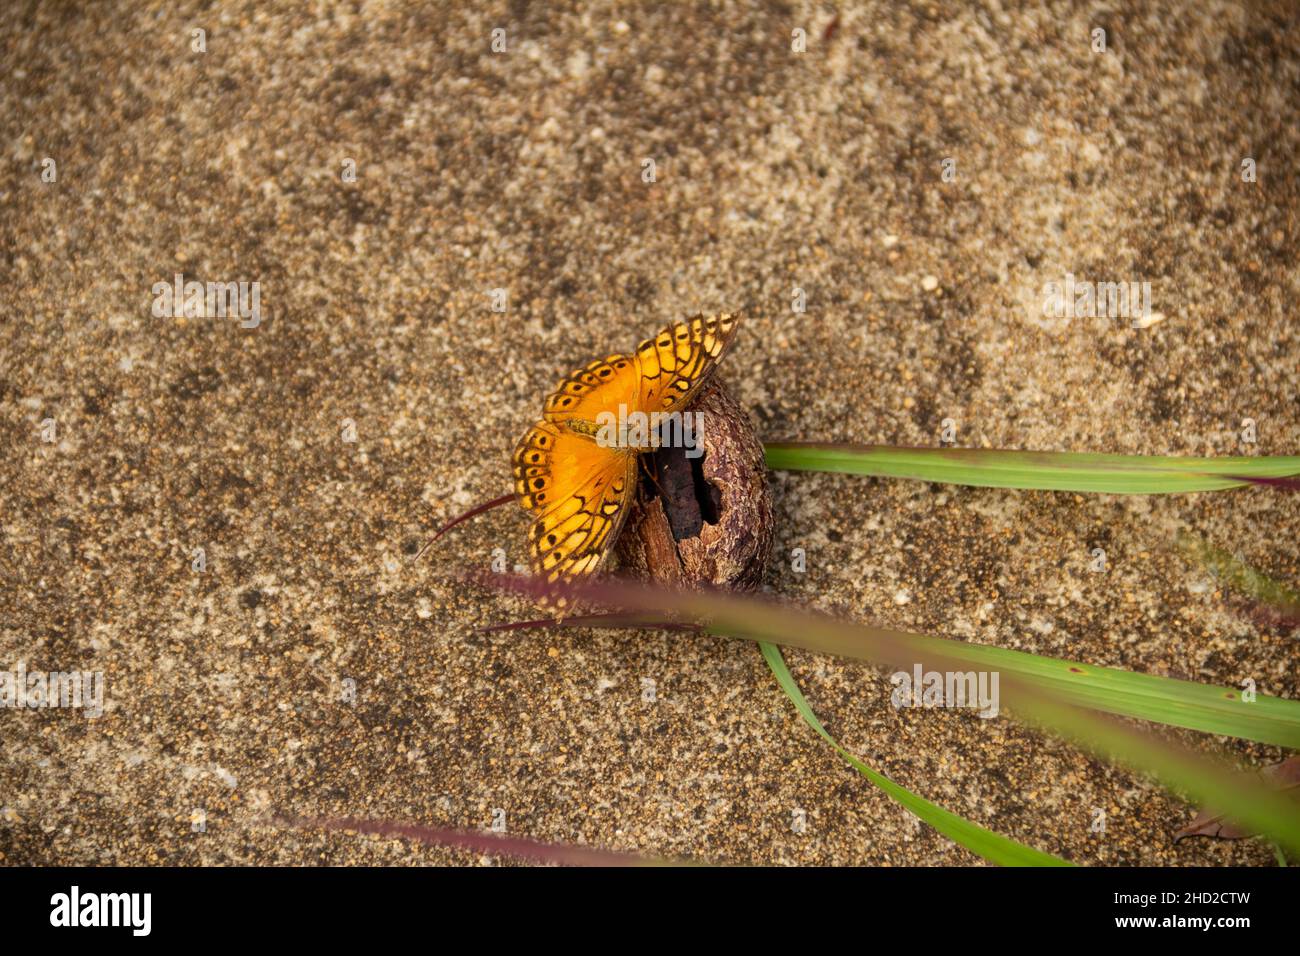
[
  {"x1": 542, "y1": 353, "x2": 641, "y2": 424},
  {"x1": 634, "y1": 313, "x2": 739, "y2": 414}
]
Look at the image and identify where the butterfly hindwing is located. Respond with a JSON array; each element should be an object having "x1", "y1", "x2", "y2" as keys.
[
  {"x1": 511, "y1": 420, "x2": 638, "y2": 585},
  {"x1": 527, "y1": 451, "x2": 638, "y2": 584},
  {"x1": 512, "y1": 420, "x2": 565, "y2": 512}
]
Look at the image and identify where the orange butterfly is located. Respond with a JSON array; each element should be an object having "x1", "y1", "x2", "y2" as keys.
[{"x1": 511, "y1": 314, "x2": 741, "y2": 601}]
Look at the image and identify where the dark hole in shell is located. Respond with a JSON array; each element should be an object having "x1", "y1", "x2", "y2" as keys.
[
  {"x1": 641, "y1": 441, "x2": 723, "y2": 541},
  {"x1": 616, "y1": 381, "x2": 773, "y2": 591}
]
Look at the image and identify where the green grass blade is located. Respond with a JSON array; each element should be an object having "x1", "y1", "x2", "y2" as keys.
[
  {"x1": 760, "y1": 642, "x2": 1072, "y2": 866},
  {"x1": 1012, "y1": 694, "x2": 1300, "y2": 856},
  {"x1": 718, "y1": 605, "x2": 1300, "y2": 748},
  {"x1": 894, "y1": 632, "x2": 1300, "y2": 749},
  {"x1": 764, "y1": 444, "x2": 1300, "y2": 494},
  {"x1": 489, "y1": 578, "x2": 1300, "y2": 856},
  {"x1": 495, "y1": 578, "x2": 1300, "y2": 746}
]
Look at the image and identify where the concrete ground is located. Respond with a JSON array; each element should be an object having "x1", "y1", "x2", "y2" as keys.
[{"x1": 1, "y1": 0, "x2": 1298, "y2": 865}]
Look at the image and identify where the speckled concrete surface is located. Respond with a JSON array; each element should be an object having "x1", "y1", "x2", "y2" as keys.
[{"x1": 2, "y1": 1, "x2": 1298, "y2": 866}]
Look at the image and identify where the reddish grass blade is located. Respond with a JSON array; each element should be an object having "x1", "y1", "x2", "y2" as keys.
[
  {"x1": 1227, "y1": 475, "x2": 1300, "y2": 492},
  {"x1": 276, "y1": 814, "x2": 678, "y2": 866},
  {"x1": 480, "y1": 611, "x2": 701, "y2": 634},
  {"x1": 411, "y1": 492, "x2": 514, "y2": 564}
]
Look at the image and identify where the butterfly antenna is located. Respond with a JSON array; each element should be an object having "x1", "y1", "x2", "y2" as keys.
[
  {"x1": 410, "y1": 492, "x2": 515, "y2": 565},
  {"x1": 639, "y1": 452, "x2": 669, "y2": 502}
]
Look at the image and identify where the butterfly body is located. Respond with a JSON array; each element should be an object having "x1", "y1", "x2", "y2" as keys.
[
  {"x1": 511, "y1": 314, "x2": 740, "y2": 596},
  {"x1": 561, "y1": 415, "x2": 652, "y2": 449}
]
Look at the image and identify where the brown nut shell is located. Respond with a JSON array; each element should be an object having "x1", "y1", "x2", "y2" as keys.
[{"x1": 615, "y1": 380, "x2": 772, "y2": 591}]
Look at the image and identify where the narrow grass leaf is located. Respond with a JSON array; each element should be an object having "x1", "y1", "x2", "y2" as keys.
[
  {"x1": 483, "y1": 574, "x2": 1300, "y2": 748},
  {"x1": 764, "y1": 444, "x2": 1300, "y2": 494},
  {"x1": 276, "y1": 814, "x2": 681, "y2": 866},
  {"x1": 760, "y1": 642, "x2": 1072, "y2": 866},
  {"x1": 484, "y1": 576, "x2": 1300, "y2": 854}
]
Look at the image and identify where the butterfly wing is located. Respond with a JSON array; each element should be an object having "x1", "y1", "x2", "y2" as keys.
[
  {"x1": 511, "y1": 421, "x2": 638, "y2": 587},
  {"x1": 542, "y1": 353, "x2": 642, "y2": 424},
  {"x1": 539, "y1": 313, "x2": 741, "y2": 424},
  {"x1": 631, "y1": 312, "x2": 740, "y2": 414}
]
